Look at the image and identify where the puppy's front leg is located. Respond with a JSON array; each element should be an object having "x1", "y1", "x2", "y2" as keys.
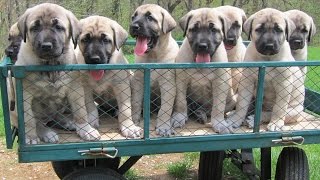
[
  {"x1": 211, "y1": 68, "x2": 233, "y2": 134},
  {"x1": 131, "y1": 71, "x2": 144, "y2": 124},
  {"x1": 83, "y1": 86, "x2": 99, "y2": 128},
  {"x1": 113, "y1": 80, "x2": 142, "y2": 138},
  {"x1": 227, "y1": 68, "x2": 257, "y2": 128},
  {"x1": 156, "y1": 69, "x2": 176, "y2": 136},
  {"x1": 171, "y1": 69, "x2": 189, "y2": 128},
  {"x1": 23, "y1": 90, "x2": 40, "y2": 144},
  {"x1": 267, "y1": 68, "x2": 293, "y2": 131},
  {"x1": 68, "y1": 82, "x2": 100, "y2": 141}
]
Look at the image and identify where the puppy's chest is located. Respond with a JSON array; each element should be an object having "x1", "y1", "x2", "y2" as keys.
[
  {"x1": 25, "y1": 72, "x2": 72, "y2": 98},
  {"x1": 189, "y1": 69, "x2": 216, "y2": 86}
]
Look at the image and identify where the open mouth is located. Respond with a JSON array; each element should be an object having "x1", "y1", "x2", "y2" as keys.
[
  {"x1": 134, "y1": 35, "x2": 158, "y2": 56},
  {"x1": 224, "y1": 44, "x2": 235, "y2": 50},
  {"x1": 195, "y1": 53, "x2": 211, "y2": 63}
]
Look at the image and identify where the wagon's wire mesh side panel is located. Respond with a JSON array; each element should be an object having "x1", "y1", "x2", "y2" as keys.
[{"x1": 18, "y1": 65, "x2": 320, "y2": 144}]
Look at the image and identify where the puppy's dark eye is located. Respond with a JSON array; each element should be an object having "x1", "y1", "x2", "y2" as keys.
[
  {"x1": 102, "y1": 38, "x2": 111, "y2": 43},
  {"x1": 147, "y1": 15, "x2": 154, "y2": 21},
  {"x1": 209, "y1": 23, "x2": 217, "y2": 32},
  {"x1": 82, "y1": 34, "x2": 91, "y2": 43},
  {"x1": 301, "y1": 28, "x2": 308, "y2": 33},
  {"x1": 274, "y1": 26, "x2": 283, "y2": 33},
  {"x1": 55, "y1": 25, "x2": 64, "y2": 31},
  {"x1": 30, "y1": 26, "x2": 40, "y2": 32},
  {"x1": 255, "y1": 27, "x2": 263, "y2": 33}
]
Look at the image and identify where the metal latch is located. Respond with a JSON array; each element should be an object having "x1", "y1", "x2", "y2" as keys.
[
  {"x1": 272, "y1": 136, "x2": 304, "y2": 145},
  {"x1": 78, "y1": 147, "x2": 118, "y2": 158}
]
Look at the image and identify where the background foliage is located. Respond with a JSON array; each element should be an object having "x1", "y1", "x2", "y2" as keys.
[{"x1": 0, "y1": 0, "x2": 319, "y2": 57}]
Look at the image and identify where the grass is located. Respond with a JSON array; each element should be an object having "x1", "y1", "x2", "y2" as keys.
[{"x1": 167, "y1": 152, "x2": 198, "y2": 179}]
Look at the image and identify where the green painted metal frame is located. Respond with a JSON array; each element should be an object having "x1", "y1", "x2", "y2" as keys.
[{"x1": 1, "y1": 40, "x2": 320, "y2": 162}]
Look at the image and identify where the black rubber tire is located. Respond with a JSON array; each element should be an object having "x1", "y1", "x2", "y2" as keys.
[
  {"x1": 52, "y1": 157, "x2": 121, "y2": 179},
  {"x1": 62, "y1": 167, "x2": 126, "y2": 180},
  {"x1": 275, "y1": 147, "x2": 309, "y2": 180},
  {"x1": 198, "y1": 151, "x2": 225, "y2": 180}
]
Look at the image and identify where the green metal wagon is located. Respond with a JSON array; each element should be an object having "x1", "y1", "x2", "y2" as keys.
[{"x1": 1, "y1": 40, "x2": 319, "y2": 179}]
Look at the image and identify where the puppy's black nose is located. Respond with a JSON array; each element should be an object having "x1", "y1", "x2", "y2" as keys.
[
  {"x1": 89, "y1": 55, "x2": 101, "y2": 64},
  {"x1": 293, "y1": 39, "x2": 303, "y2": 46},
  {"x1": 198, "y1": 43, "x2": 208, "y2": 50},
  {"x1": 265, "y1": 43, "x2": 275, "y2": 51},
  {"x1": 226, "y1": 38, "x2": 236, "y2": 45},
  {"x1": 41, "y1": 42, "x2": 53, "y2": 51},
  {"x1": 5, "y1": 48, "x2": 13, "y2": 56},
  {"x1": 131, "y1": 24, "x2": 140, "y2": 31}
]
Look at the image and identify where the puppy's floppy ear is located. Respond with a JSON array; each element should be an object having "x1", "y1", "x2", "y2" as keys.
[
  {"x1": 308, "y1": 17, "x2": 316, "y2": 42},
  {"x1": 67, "y1": 11, "x2": 80, "y2": 49},
  {"x1": 112, "y1": 21, "x2": 128, "y2": 51},
  {"x1": 243, "y1": 14, "x2": 255, "y2": 40},
  {"x1": 161, "y1": 9, "x2": 176, "y2": 34},
  {"x1": 9, "y1": 22, "x2": 21, "y2": 38},
  {"x1": 240, "y1": 9, "x2": 247, "y2": 26},
  {"x1": 219, "y1": 14, "x2": 231, "y2": 40},
  {"x1": 285, "y1": 17, "x2": 296, "y2": 42},
  {"x1": 179, "y1": 11, "x2": 193, "y2": 37},
  {"x1": 17, "y1": 9, "x2": 30, "y2": 43}
]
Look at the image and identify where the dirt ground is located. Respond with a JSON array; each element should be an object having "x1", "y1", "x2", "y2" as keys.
[{"x1": 0, "y1": 140, "x2": 197, "y2": 180}]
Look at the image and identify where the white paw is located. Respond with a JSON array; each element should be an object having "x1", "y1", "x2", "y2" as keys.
[
  {"x1": 120, "y1": 123, "x2": 142, "y2": 139},
  {"x1": 156, "y1": 122, "x2": 175, "y2": 137},
  {"x1": 88, "y1": 112, "x2": 100, "y2": 128},
  {"x1": 244, "y1": 115, "x2": 255, "y2": 129},
  {"x1": 170, "y1": 112, "x2": 188, "y2": 128},
  {"x1": 41, "y1": 130, "x2": 59, "y2": 143},
  {"x1": 76, "y1": 123, "x2": 101, "y2": 141},
  {"x1": 63, "y1": 121, "x2": 77, "y2": 131},
  {"x1": 25, "y1": 135, "x2": 40, "y2": 144},
  {"x1": 212, "y1": 120, "x2": 234, "y2": 134},
  {"x1": 267, "y1": 120, "x2": 285, "y2": 131},
  {"x1": 226, "y1": 114, "x2": 243, "y2": 128}
]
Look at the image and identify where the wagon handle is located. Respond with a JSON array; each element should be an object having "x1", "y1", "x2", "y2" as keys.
[
  {"x1": 272, "y1": 136, "x2": 305, "y2": 146},
  {"x1": 78, "y1": 147, "x2": 118, "y2": 158}
]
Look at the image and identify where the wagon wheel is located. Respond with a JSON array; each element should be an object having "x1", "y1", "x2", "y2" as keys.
[
  {"x1": 62, "y1": 167, "x2": 126, "y2": 180},
  {"x1": 52, "y1": 157, "x2": 121, "y2": 179},
  {"x1": 275, "y1": 147, "x2": 309, "y2": 180},
  {"x1": 198, "y1": 151, "x2": 225, "y2": 180}
]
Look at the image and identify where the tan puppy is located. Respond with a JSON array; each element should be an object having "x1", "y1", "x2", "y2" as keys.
[
  {"x1": 76, "y1": 16, "x2": 142, "y2": 138},
  {"x1": 5, "y1": 23, "x2": 23, "y2": 63},
  {"x1": 216, "y1": 5, "x2": 247, "y2": 94},
  {"x1": 129, "y1": 4, "x2": 179, "y2": 136},
  {"x1": 171, "y1": 8, "x2": 233, "y2": 134},
  {"x1": 227, "y1": 8, "x2": 305, "y2": 131},
  {"x1": 15, "y1": 3, "x2": 100, "y2": 144},
  {"x1": 285, "y1": 10, "x2": 316, "y2": 76}
]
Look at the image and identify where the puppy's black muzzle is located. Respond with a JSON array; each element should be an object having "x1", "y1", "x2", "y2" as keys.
[{"x1": 289, "y1": 38, "x2": 305, "y2": 50}]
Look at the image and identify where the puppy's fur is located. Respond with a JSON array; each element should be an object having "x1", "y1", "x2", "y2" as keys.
[
  {"x1": 171, "y1": 8, "x2": 233, "y2": 134},
  {"x1": 129, "y1": 4, "x2": 179, "y2": 136},
  {"x1": 227, "y1": 8, "x2": 305, "y2": 131},
  {"x1": 5, "y1": 23, "x2": 23, "y2": 63},
  {"x1": 76, "y1": 16, "x2": 142, "y2": 138},
  {"x1": 285, "y1": 10, "x2": 316, "y2": 76},
  {"x1": 15, "y1": 3, "x2": 100, "y2": 144},
  {"x1": 216, "y1": 6, "x2": 247, "y2": 95}
]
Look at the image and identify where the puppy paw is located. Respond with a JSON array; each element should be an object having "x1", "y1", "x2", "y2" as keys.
[
  {"x1": 267, "y1": 120, "x2": 285, "y2": 131},
  {"x1": 156, "y1": 123, "x2": 175, "y2": 137},
  {"x1": 132, "y1": 113, "x2": 141, "y2": 125},
  {"x1": 244, "y1": 115, "x2": 255, "y2": 129},
  {"x1": 25, "y1": 135, "x2": 40, "y2": 144},
  {"x1": 170, "y1": 112, "x2": 188, "y2": 128},
  {"x1": 76, "y1": 123, "x2": 101, "y2": 141},
  {"x1": 88, "y1": 112, "x2": 100, "y2": 129},
  {"x1": 226, "y1": 115, "x2": 243, "y2": 128},
  {"x1": 40, "y1": 130, "x2": 59, "y2": 143},
  {"x1": 194, "y1": 109, "x2": 208, "y2": 124},
  {"x1": 120, "y1": 121, "x2": 142, "y2": 139},
  {"x1": 212, "y1": 120, "x2": 234, "y2": 134}
]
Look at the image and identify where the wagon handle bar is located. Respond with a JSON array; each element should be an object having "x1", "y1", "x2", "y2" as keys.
[
  {"x1": 272, "y1": 136, "x2": 305, "y2": 146},
  {"x1": 78, "y1": 147, "x2": 118, "y2": 158}
]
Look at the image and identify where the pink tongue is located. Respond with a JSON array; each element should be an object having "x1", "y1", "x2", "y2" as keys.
[
  {"x1": 195, "y1": 54, "x2": 211, "y2": 63},
  {"x1": 89, "y1": 70, "x2": 105, "y2": 81},
  {"x1": 134, "y1": 37, "x2": 148, "y2": 56},
  {"x1": 225, "y1": 44, "x2": 234, "y2": 50}
]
